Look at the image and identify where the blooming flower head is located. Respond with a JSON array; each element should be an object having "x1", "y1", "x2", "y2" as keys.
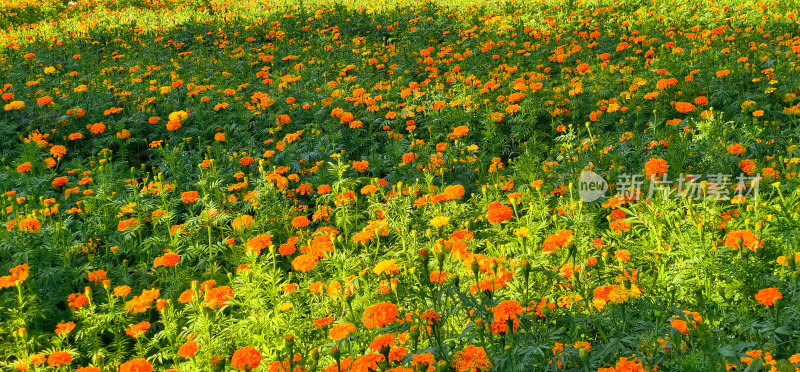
[
  {"x1": 119, "y1": 358, "x2": 152, "y2": 372},
  {"x1": 541, "y1": 230, "x2": 574, "y2": 255},
  {"x1": 47, "y1": 351, "x2": 72, "y2": 367},
  {"x1": 362, "y1": 302, "x2": 399, "y2": 329},
  {"x1": 231, "y1": 346, "x2": 261, "y2": 371},
  {"x1": 330, "y1": 322, "x2": 356, "y2": 341},
  {"x1": 644, "y1": 158, "x2": 668, "y2": 179},
  {"x1": 453, "y1": 345, "x2": 491, "y2": 372},
  {"x1": 486, "y1": 202, "x2": 513, "y2": 224},
  {"x1": 430, "y1": 216, "x2": 449, "y2": 228},
  {"x1": 755, "y1": 288, "x2": 782, "y2": 307}
]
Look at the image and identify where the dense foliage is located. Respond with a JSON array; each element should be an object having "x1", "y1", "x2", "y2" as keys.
[{"x1": 2, "y1": 0, "x2": 800, "y2": 371}]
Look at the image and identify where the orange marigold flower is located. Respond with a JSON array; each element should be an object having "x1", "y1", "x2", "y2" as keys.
[
  {"x1": 644, "y1": 158, "x2": 668, "y2": 179},
  {"x1": 373, "y1": 259, "x2": 399, "y2": 276},
  {"x1": 88, "y1": 122, "x2": 105, "y2": 134},
  {"x1": 486, "y1": 201, "x2": 513, "y2": 224},
  {"x1": 246, "y1": 233, "x2": 273, "y2": 255},
  {"x1": 453, "y1": 345, "x2": 491, "y2": 372},
  {"x1": 232, "y1": 215, "x2": 254, "y2": 231},
  {"x1": 443, "y1": 184, "x2": 465, "y2": 200},
  {"x1": 727, "y1": 143, "x2": 746, "y2": 155},
  {"x1": 723, "y1": 230, "x2": 763, "y2": 250},
  {"x1": 670, "y1": 319, "x2": 689, "y2": 334},
  {"x1": 18, "y1": 217, "x2": 40, "y2": 233},
  {"x1": 114, "y1": 285, "x2": 132, "y2": 297},
  {"x1": 369, "y1": 334, "x2": 397, "y2": 352},
  {"x1": 449, "y1": 125, "x2": 470, "y2": 140},
  {"x1": 67, "y1": 293, "x2": 89, "y2": 309},
  {"x1": 755, "y1": 287, "x2": 782, "y2": 307},
  {"x1": 292, "y1": 254, "x2": 318, "y2": 272},
  {"x1": 166, "y1": 120, "x2": 182, "y2": 131},
  {"x1": 231, "y1": 346, "x2": 262, "y2": 371},
  {"x1": 353, "y1": 353, "x2": 385, "y2": 371},
  {"x1": 178, "y1": 341, "x2": 198, "y2": 358},
  {"x1": 153, "y1": 252, "x2": 181, "y2": 268},
  {"x1": 204, "y1": 286, "x2": 234, "y2": 309},
  {"x1": 54, "y1": 321, "x2": 76, "y2": 335},
  {"x1": 124, "y1": 321, "x2": 151, "y2": 338},
  {"x1": 119, "y1": 358, "x2": 152, "y2": 372},
  {"x1": 352, "y1": 160, "x2": 369, "y2": 173},
  {"x1": 329, "y1": 322, "x2": 356, "y2": 341},
  {"x1": 362, "y1": 302, "x2": 399, "y2": 329},
  {"x1": 674, "y1": 102, "x2": 695, "y2": 113},
  {"x1": 75, "y1": 367, "x2": 101, "y2": 372},
  {"x1": 16, "y1": 162, "x2": 32, "y2": 173},
  {"x1": 541, "y1": 230, "x2": 573, "y2": 255},
  {"x1": 117, "y1": 218, "x2": 139, "y2": 231},
  {"x1": 492, "y1": 300, "x2": 523, "y2": 322},
  {"x1": 37, "y1": 96, "x2": 53, "y2": 106},
  {"x1": 291, "y1": 216, "x2": 310, "y2": 228},
  {"x1": 47, "y1": 351, "x2": 72, "y2": 367},
  {"x1": 739, "y1": 159, "x2": 756, "y2": 175},
  {"x1": 181, "y1": 191, "x2": 200, "y2": 203},
  {"x1": 50, "y1": 145, "x2": 66, "y2": 158}
]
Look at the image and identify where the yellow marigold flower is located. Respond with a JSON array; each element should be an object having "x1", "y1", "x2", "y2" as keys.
[
  {"x1": 430, "y1": 216, "x2": 449, "y2": 228},
  {"x1": 168, "y1": 110, "x2": 188, "y2": 122},
  {"x1": 4, "y1": 100, "x2": 25, "y2": 111}
]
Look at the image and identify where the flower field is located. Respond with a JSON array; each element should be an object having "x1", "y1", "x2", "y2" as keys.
[{"x1": 2, "y1": 0, "x2": 800, "y2": 370}]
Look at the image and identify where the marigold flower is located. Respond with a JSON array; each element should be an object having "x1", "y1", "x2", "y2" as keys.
[
  {"x1": 492, "y1": 300, "x2": 523, "y2": 323},
  {"x1": 362, "y1": 302, "x2": 399, "y2": 329},
  {"x1": 644, "y1": 158, "x2": 668, "y2": 179},
  {"x1": 674, "y1": 101, "x2": 695, "y2": 113},
  {"x1": 117, "y1": 218, "x2": 139, "y2": 231},
  {"x1": 181, "y1": 191, "x2": 200, "y2": 203},
  {"x1": 292, "y1": 254, "x2": 318, "y2": 272},
  {"x1": 453, "y1": 345, "x2": 491, "y2": 372},
  {"x1": 373, "y1": 259, "x2": 399, "y2": 276},
  {"x1": 430, "y1": 216, "x2": 449, "y2": 228},
  {"x1": 449, "y1": 125, "x2": 470, "y2": 140},
  {"x1": 67, "y1": 293, "x2": 89, "y2": 309},
  {"x1": 46, "y1": 351, "x2": 72, "y2": 367},
  {"x1": 4, "y1": 100, "x2": 25, "y2": 111},
  {"x1": 329, "y1": 322, "x2": 356, "y2": 341},
  {"x1": 486, "y1": 201, "x2": 513, "y2": 224},
  {"x1": 75, "y1": 367, "x2": 101, "y2": 372},
  {"x1": 723, "y1": 230, "x2": 763, "y2": 250},
  {"x1": 119, "y1": 358, "x2": 152, "y2": 372},
  {"x1": 124, "y1": 321, "x2": 151, "y2": 338},
  {"x1": 114, "y1": 285, "x2": 132, "y2": 297},
  {"x1": 16, "y1": 162, "x2": 32, "y2": 173},
  {"x1": 541, "y1": 230, "x2": 573, "y2": 255},
  {"x1": 755, "y1": 287, "x2": 782, "y2": 307},
  {"x1": 37, "y1": 96, "x2": 52, "y2": 106},
  {"x1": 231, "y1": 346, "x2": 262, "y2": 371},
  {"x1": 204, "y1": 286, "x2": 234, "y2": 309},
  {"x1": 153, "y1": 252, "x2": 181, "y2": 268},
  {"x1": 50, "y1": 145, "x2": 66, "y2": 158},
  {"x1": 245, "y1": 233, "x2": 272, "y2": 255},
  {"x1": 670, "y1": 319, "x2": 689, "y2": 334},
  {"x1": 291, "y1": 216, "x2": 310, "y2": 228},
  {"x1": 54, "y1": 321, "x2": 75, "y2": 335},
  {"x1": 179, "y1": 341, "x2": 198, "y2": 358}
]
